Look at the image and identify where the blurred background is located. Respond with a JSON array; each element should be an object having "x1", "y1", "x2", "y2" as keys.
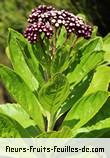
[{"x1": 0, "y1": 0, "x2": 110, "y2": 103}]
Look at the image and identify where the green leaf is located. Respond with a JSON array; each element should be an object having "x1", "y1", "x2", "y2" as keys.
[
  {"x1": 63, "y1": 37, "x2": 103, "y2": 76},
  {"x1": 8, "y1": 28, "x2": 45, "y2": 86},
  {"x1": 56, "y1": 72, "x2": 93, "y2": 120},
  {"x1": 23, "y1": 52, "x2": 45, "y2": 86},
  {"x1": 67, "y1": 50, "x2": 104, "y2": 84},
  {"x1": 0, "y1": 103, "x2": 35, "y2": 128},
  {"x1": 0, "y1": 65, "x2": 44, "y2": 131},
  {"x1": 79, "y1": 37, "x2": 103, "y2": 55},
  {"x1": 18, "y1": 40, "x2": 45, "y2": 86},
  {"x1": 84, "y1": 97, "x2": 110, "y2": 127},
  {"x1": 85, "y1": 65, "x2": 110, "y2": 95},
  {"x1": 8, "y1": 28, "x2": 26, "y2": 44},
  {"x1": 62, "y1": 91, "x2": 109, "y2": 129},
  {"x1": 0, "y1": 113, "x2": 31, "y2": 138},
  {"x1": 0, "y1": 103, "x2": 42, "y2": 137},
  {"x1": 103, "y1": 33, "x2": 110, "y2": 52},
  {"x1": 103, "y1": 33, "x2": 110, "y2": 63},
  {"x1": 72, "y1": 117, "x2": 110, "y2": 138},
  {"x1": 8, "y1": 29, "x2": 39, "y2": 91},
  {"x1": 56, "y1": 26, "x2": 67, "y2": 48},
  {"x1": 38, "y1": 73, "x2": 69, "y2": 115},
  {"x1": 65, "y1": 37, "x2": 102, "y2": 73},
  {"x1": 37, "y1": 127, "x2": 72, "y2": 138}
]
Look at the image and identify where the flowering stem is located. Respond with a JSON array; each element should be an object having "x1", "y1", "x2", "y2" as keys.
[
  {"x1": 51, "y1": 27, "x2": 56, "y2": 57},
  {"x1": 72, "y1": 36, "x2": 79, "y2": 48}
]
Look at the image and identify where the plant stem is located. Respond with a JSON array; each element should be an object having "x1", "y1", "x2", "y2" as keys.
[
  {"x1": 53, "y1": 28, "x2": 56, "y2": 54},
  {"x1": 51, "y1": 27, "x2": 56, "y2": 57},
  {"x1": 47, "y1": 112, "x2": 53, "y2": 132},
  {"x1": 72, "y1": 36, "x2": 79, "y2": 48}
]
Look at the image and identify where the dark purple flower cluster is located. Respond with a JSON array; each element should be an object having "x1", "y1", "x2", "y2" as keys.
[{"x1": 24, "y1": 5, "x2": 92, "y2": 43}]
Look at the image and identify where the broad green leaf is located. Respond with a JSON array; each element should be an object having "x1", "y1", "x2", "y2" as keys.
[
  {"x1": 8, "y1": 28, "x2": 26, "y2": 43},
  {"x1": 0, "y1": 103, "x2": 41, "y2": 137},
  {"x1": 8, "y1": 29, "x2": 45, "y2": 86},
  {"x1": 0, "y1": 113, "x2": 31, "y2": 138},
  {"x1": 103, "y1": 33, "x2": 110, "y2": 63},
  {"x1": 67, "y1": 50, "x2": 104, "y2": 84},
  {"x1": 56, "y1": 72, "x2": 93, "y2": 120},
  {"x1": 8, "y1": 29, "x2": 39, "y2": 91},
  {"x1": 23, "y1": 51, "x2": 45, "y2": 86},
  {"x1": 0, "y1": 65, "x2": 44, "y2": 131},
  {"x1": 103, "y1": 33, "x2": 110, "y2": 52},
  {"x1": 0, "y1": 103, "x2": 36, "y2": 128},
  {"x1": 56, "y1": 26, "x2": 67, "y2": 48},
  {"x1": 64, "y1": 37, "x2": 102, "y2": 76},
  {"x1": 72, "y1": 117, "x2": 110, "y2": 138},
  {"x1": 19, "y1": 40, "x2": 45, "y2": 86},
  {"x1": 79, "y1": 37, "x2": 103, "y2": 55},
  {"x1": 37, "y1": 127, "x2": 72, "y2": 138},
  {"x1": 66, "y1": 37, "x2": 102, "y2": 72},
  {"x1": 62, "y1": 91, "x2": 109, "y2": 129},
  {"x1": 84, "y1": 97, "x2": 110, "y2": 127},
  {"x1": 38, "y1": 73, "x2": 69, "y2": 115},
  {"x1": 85, "y1": 65, "x2": 110, "y2": 95}
]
